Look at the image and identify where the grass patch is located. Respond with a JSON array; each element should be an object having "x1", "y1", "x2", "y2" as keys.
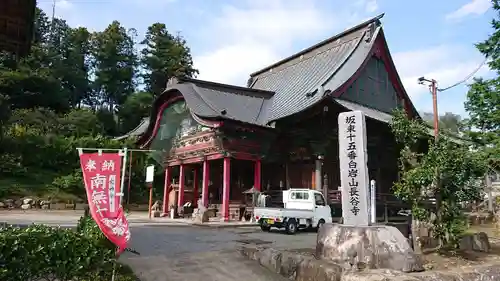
[
  {"x1": 0, "y1": 171, "x2": 85, "y2": 203},
  {"x1": 421, "y1": 222, "x2": 500, "y2": 270}
]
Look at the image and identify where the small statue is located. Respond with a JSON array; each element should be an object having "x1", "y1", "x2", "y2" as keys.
[
  {"x1": 151, "y1": 200, "x2": 161, "y2": 217},
  {"x1": 152, "y1": 200, "x2": 161, "y2": 211}
]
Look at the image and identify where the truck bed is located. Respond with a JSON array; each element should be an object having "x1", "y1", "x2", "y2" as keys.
[{"x1": 254, "y1": 207, "x2": 314, "y2": 219}]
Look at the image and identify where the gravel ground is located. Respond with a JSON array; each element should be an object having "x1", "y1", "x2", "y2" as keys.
[{"x1": 121, "y1": 226, "x2": 317, "y2": 281}]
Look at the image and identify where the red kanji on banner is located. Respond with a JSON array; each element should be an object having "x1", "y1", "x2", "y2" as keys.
[{"x1": 79, "y1": 152, "x2": 130, "y2": 254}]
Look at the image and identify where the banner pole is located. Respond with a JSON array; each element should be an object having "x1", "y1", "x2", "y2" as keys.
[
  {"x1": 127, "y1": 150, "x2": 133, "y2": 206},
  {"x1": 148, "y1": 184, "x2": 153, "y2": 220},
  {"x1": 111, "y1": 262, "x2": 116, "y2": 281},
  {"x1": 119, "y1": 147, "x2": 128, "y2": 207}
]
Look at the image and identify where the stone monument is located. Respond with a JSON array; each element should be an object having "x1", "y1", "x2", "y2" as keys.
[
  {"x1": 338, "y1": 110, "x2": 370, "y2": 226},
  {"x1": 316, "y1": 110, "x2": 423, "y2": 272},
  {"x1": 192, "y1": 199, "x2": 209, "y2": 223}
]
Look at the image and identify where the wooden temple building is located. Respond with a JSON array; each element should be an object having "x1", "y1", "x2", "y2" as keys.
[
  {"x1": 0, "y1": 0, "x2": 36, "y2": 56},
  {"x1": 135, "y1": 14, "x2": 420, "y2": 222}
]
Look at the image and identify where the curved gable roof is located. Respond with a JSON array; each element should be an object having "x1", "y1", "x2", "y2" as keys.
[
  {"x1": 249, "y1": 14, "x2": 384, "y2": 121},
  {"x1": 165, "y1": 77, "x2": 275, "y2": 126},
  {"x1": 137, "y1": 77, "x2": 276, "y2": 147}
]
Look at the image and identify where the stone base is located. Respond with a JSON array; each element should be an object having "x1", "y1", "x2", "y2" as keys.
[
  {"x1": 316, "y1": 224, "x2": 424, "y2": 273},
  {"x1": 192, "y1": 203, "x2": 210, "y2": 223},
  {"x1": 240, "y1": 246, "x2": 500, "y2": 281},
  {"x1": 151, "y1": 210, "x2": 161, "y2": 218}
]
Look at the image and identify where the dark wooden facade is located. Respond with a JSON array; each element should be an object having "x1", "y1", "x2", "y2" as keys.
[
  {"x1": 137, "y1": 14, "x2": 418, "y2": 222},
  {"x1": 0, "y1": 0, "x2": 36, "y2": 56}
]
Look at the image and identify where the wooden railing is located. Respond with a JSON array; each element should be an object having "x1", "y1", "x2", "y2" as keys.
[
  {"x1": 326, "y1": 190, "x2": 405, "y2": 205},
  {"x1": 326, "y1": 190, "x2": 438, "y2": 207}
]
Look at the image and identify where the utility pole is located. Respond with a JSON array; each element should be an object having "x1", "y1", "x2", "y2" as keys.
[
  {"x1": 417, "y1": 76, "x2": 441, "y2": 248},
  {"x1": 51, "y1": 0, "x2": 56, "y2": 21},
  {"x1": 50, "y1": 0, "x2": 56, "y2": 33},
  {"x1": 418, "y1": 77, "x2": 439, "y2": 140}
]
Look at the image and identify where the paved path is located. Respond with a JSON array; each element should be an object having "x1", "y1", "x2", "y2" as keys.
[
  {"x1": 0, "y1": 210, "x2": 256, "y2": 227},
  {"x1": 1, "y1": 210, "x2": 317, "y2": 281},
  {"x1": 122, "y1": 226, "x2": 317, "y2": 281}
]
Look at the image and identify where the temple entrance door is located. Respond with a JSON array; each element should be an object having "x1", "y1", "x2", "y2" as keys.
[{"x1": 288, "y1": 162, "x2": 315, "y2": 189}]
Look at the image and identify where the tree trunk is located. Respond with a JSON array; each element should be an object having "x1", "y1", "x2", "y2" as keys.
[{"x1": 411, "y1": 217, "x2": 423, "y2": 254}]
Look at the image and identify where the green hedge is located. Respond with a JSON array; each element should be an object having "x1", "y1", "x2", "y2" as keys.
[{"x1": 0, "y1": 216, "x2": 138, "y2": 281}]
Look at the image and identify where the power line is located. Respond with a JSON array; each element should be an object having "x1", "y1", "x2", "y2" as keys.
[{"x1": 437, "y1": 56, "x2": 489, "y2": 92}]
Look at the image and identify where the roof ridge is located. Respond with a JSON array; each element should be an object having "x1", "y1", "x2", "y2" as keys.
[
  {"x1": 189, "y1": 83, "x2": 226, "y2": 117},
  {"x1": 254, "y1": 35, "x2": 362, "y2": 81},
  {"x1": 180, "y1": 77, "x2": 275, "y2": 97},
  {"x1": 319, "y1": 26, "x2": 380, "y2": 89},
  {"x1": 249, "y1": 13, "x2": 384, "y2": 78}
]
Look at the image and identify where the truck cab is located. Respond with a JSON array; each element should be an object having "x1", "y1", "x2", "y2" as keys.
[{"x1": 254, "y1": 189, "x2": 332, "y2": 234}]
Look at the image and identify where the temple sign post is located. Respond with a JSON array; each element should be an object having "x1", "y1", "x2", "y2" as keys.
[{"x1": 146, "y1": 165, "x2": 155, "y2": 219}]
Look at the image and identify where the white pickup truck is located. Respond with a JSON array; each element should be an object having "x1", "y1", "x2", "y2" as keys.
[{"x1": 254, "y1": 189, "x2": 332, "y2": 234}]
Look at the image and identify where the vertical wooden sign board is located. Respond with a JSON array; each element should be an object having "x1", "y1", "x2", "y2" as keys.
[
  {"x1": 146, "y1": 165, "x2": 155, "y2": 219},
  {"x1": 338, "y1": 110, "x2": 370, "y2": 226}
]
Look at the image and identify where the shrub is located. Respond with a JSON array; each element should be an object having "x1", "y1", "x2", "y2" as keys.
[
  {"x1": 51, "y1": 169, "x2": 85, "y2": 197},
  {"x1": 0, "y1": 216, "x2": 137, "y2": 281},
  {"x1": 76, "y1": 214, "x2": 115, "y2": 251},
  {"x1": 0, "y1": 224, "x2": 115, "y2": 281}
]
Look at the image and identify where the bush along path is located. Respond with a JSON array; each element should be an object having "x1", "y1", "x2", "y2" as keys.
[{"x1": 0, "y1": 214, "x2": 140, "y2": 281}]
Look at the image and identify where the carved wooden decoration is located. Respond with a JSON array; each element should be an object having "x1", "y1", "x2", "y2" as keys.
[{"x1": 0, "y1": 0, "x2": 35, "y2": 56}]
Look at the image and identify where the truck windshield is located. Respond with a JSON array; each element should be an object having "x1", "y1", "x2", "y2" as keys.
[
  {"x1": 290, "y1": 192, "x2": 309, "y2": 200},
  {"x1": 314, "y1": 193, "x2": 326, "y2": 206}
]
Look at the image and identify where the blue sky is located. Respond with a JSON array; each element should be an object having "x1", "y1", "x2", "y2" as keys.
[{"x1": 37, "y1": 0, "x2": 495, "y2": 117}]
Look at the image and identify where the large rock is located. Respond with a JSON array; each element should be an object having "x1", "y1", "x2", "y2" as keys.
[
  {"x1": 4, "y1": 199, "x2": 14, "y2": 209},
  {"x1": 21, "y1": 204, "x2": 31, "y2": 210},
  {"x1": 296, "y1": 258, "x2": 343, "y2": 281},
  {"x1": 459, "y1": 232, "x2": 490, "y2": 252},
  {"x1": 241, "y1": 246, "x2": 500, "y2": 281},
  {"x1": 316, "y1": 224, "x2": 424, "y2": 273},
  {"x1": 240, "y1": 247, "x2": 308, "y2": 280}
]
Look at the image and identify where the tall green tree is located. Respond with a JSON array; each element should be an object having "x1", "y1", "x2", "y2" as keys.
[
  {"x1": 140, "y1": 23, "x2": 198, "y2": 96},
  {"x1": 60, "y1": 27, "x2": 93, "y2": 108},
  {"x1": 32, "y1": 8, "x2": 51, "y2": 45},
  {"x1": 464, "y1": 0, "x2": 500, "y2": 172},
  {"x1": 391, "y1": 110, "x2": 485, "y2": 248},
  {"x1": 422, "y1": 112, "x2": 462, "y2": 134},
  {"x1": 92, "y1": 21, "x2": 137, "y2": 110},
  {"x1": 117, "y1": 91, "x2": 154, "y2": 134}
]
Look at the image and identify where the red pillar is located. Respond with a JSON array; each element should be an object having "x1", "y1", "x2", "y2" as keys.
[
  {"x1": 193, "y1": 167, "x2": 199, "y2": 207},
  {"x1": 202, "y1": 160, "x2": 210, "y2": 207},
  {"x1": 178, "y1": 164, "x2": 185, "y2": 212},
  {"x1": 222, "y1": 157, "x2": 231, "y2": 222},
  {"x1": 254, "y1": 160, "x2": 261, "y2": 191},
  {"x1": 162, "y1": 166, "x2": 172, "y2": 214}
]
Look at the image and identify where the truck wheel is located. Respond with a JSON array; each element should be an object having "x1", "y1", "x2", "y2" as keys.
[
  {"x1": 285, "y1": 219, "x2": 298, "y2": 235},
  {"x1": 260, "y1": 224, "x2": 271, "y2": 232},
  {"x1": 317, "y1": 219, "x2": 325, "y2": 232}
]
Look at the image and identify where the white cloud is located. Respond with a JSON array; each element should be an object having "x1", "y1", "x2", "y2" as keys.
[
  {"x1": 445, "y1": 0, "x2": 491, "y2": 21},
  {"x1": 194, "y1": 0, "x2": 373, "y2": 85},
  {"x1": 57, "y1": 0, "x2": 72, "y2": 10},
  {"x1": 364, "y1": 0, "x2": 379, "y2": 13},
  {"x1": 195, "y1": 44, "x2": 280, "y2": 85},
  {"x1": 354, "y1": 0, "x2": 378, "y2": 13},
  {"x1": 392, "y1": 45, "x2": 491, "y2": 113}
]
